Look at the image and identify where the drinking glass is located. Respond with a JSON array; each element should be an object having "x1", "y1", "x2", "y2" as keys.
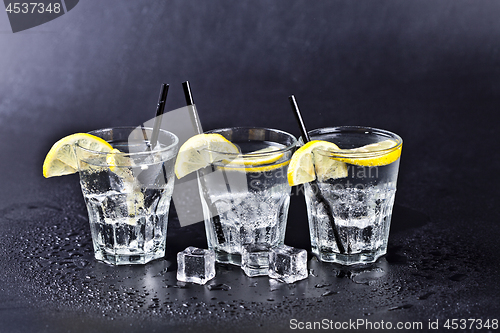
[
  {"x1": 74, "y1": 127, "x2": 178, "y2": 265},
  {"x1": 199, "y1": 127, "x2": 297, "y2": 266},
  {"x1": 304, "y1": 126, "x2": 402, "y2": 265}
]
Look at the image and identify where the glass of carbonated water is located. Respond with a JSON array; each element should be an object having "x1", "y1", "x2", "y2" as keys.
[
  {"x1": 74, "y1": 127, "x2": 179, "y2": 265},
  {"x1": 304, "y1": 126, "x2": 402, "y2": 265},
  {"x1": 199, "y1": 127, "x2": 297, "y2": 266}
]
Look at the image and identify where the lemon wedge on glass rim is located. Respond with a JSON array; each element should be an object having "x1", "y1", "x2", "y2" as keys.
[
  {"x1": 287, "y1": 140, "x2": 348, "y2": 186},
  {"x1": 174, "y1": 134, "x2": 290, "y2": 176},
  {"x1": 223, "y1": 146, "x2": 283, "y2": 166},
  {"x1": 174, "y1": 133, "x2": 240, "y2": 179},
  {"x1": 43, "y1": 134, "x2": 145, "y2": 222},
  {"x1": 332, "y1": 140, "x2": 402, "y2": 167},
  {"x1": 43, "y1": 133, "x2": 113, "y2": 178},
  {"x1": 287, "y1": 139, "x2": 401, "y2": 186},
  {"x1": 218, "y1": 145, "x2": 288, "y2": 172}
]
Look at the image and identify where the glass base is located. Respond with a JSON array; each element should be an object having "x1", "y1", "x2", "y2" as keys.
[
  {"x1": 313, "y1": 247, "x2": 386, "y2": 265},
  {"x1": 242, "y1": 265, "x2": 269, "y2": 277},
  {"x1": 94, "y1": 249, "x2": 164, "y2": 265},
  {"x1": 214, "y1": 250, "x2": 241, "y2": 266}
]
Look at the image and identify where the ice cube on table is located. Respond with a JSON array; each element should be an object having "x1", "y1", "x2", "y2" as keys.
[
  {"x1": 241, "y1": 243, "x2": 270, "y2": 277},
  {"x1": 268, "y1": 245, "x2": 308, "y2": 283},
  {"x1": 177, "y1": 247, "x2": 216, "y2": 285}
]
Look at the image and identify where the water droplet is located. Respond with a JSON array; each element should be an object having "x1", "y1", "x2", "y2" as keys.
[
  {"x1": 174, "y1": 282, "x2": 188, "y2": 289},
  {"x1": 321, "y1": 291, "x2": 338, "y2": 297},
  {"x1": 417, "y1": 292, "x2": 435, "y2": 300},
  {"x1": 449, "y1": 273, "x2": 466, "y2": 282},
  {"x1": 308, "y1": 269, "x2": 317, "y2": 277},
  {"x1": 388, "y1": 304, "x2": 413, "y2": 311},
  {"x1": 206, "y1": 283, "x2": 231, "y2": 291},
  {"x1": 352, "y1": 268, "x2": 385, "y2": 285}
]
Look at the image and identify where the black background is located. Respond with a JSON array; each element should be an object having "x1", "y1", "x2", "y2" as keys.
[{"x1": 0, "y1": 1, "x2": 499, "y2": 332}]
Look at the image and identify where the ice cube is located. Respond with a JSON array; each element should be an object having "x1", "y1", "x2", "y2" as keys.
[
  {"x1": 241, "y1": 200, "x2": 259, "y2": 223},
  {"x1": 268, "y1": 245, "x2": 308, "y2": 283},
  {"x1": 176, "y1": 247, "x2": 216, "y2": 285},
  {"x1": 241, "y1": 243, "x2": 270, "y2": 277},
  {"x1": 214, "y1": 199, "x2": 232, "y2": 214}
]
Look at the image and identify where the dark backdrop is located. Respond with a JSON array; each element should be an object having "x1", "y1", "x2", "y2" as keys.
[
  {"x1": 1, "y1": 1, "x2": 499, "y2": 332},
  {"x1": 1, "y1": 0, "x2": 498, "y2": 206}
]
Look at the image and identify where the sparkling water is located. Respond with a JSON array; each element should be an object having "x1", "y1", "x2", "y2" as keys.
[
  {"x1": 78, "y1": 144, "x2": 175, "y2": 265},
  {"x1": 305, "y1": 158, "x2": 399, "y2": 265},
  {"x1": 201, "y1": 141, "x2": 291, "y2": 266}
]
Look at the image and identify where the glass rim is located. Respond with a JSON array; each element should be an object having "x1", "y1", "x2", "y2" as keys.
[
  {"x1": 75, "y1": 126, "x2": 179, "y2": 156},
  {"x1": 203, "y1": 126, "x2": 298, "y2": 157},
  {"x1": 309, "y1": 126, "x2": 403, "y2": 157}
]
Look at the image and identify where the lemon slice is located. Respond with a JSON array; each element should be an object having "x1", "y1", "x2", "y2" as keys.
[
  {"x1": 225, "y1": 146, "x2": 284, "y2": 166},
  {"x1": 287, "y1": 139, "x2": 402, "y2": 186},
  {"x1": 43, "y1": 133, "x2": 113, "y2": 178},
  {"x1": 174, "y1": 133, "x2": 240, "y2": 179},
  {"x1": 125, "y1": 191, "x2": 145, "y2": 222},
  {"x1": 220, "y1": 159, "x2": 291, "y2": 173},
  {"x1": 106, "y1": 149, "x2": 132, "y2": 172},
  {"x1": 106, "y1": 148, "x2": 137, "y2": 185},
  {"x1": 106, "y1": 149, "x2": 145, "y2": 222},
  {"x1": 334, "y1": 139, "x2": 402, "y2": 167},
  {"x1": 287, "y1": 140, "x2": 348, "y2": 186},
  {"x1": 218, "y1": 146, "x2": 288, "y2": 172}
]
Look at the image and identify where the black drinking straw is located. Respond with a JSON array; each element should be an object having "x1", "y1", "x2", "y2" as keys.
[
  {"x1": 182, "y1": 81, "x2": 226, "y2": 245},
  {"x1": 288, "y1": 95, "x2": 346, "y2": 254},
  {"x1": 150, "y1": 83, "x2": 169, "y2": 149},
  {"x1": 182, "y1": 81, "x2": 202, "y2": 135},
  {"x1": 182, "y1": 81, "x2": 194, "y2": 106},
  {"x1": 139, "y1": 83, "x2": 169, "y2": 204}
]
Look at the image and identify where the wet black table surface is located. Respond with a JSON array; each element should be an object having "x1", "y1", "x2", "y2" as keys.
[
  {"x1": 1, "y1": 169, "x2": 499, "y2": 333},
  {"x1": 1, "y1": 1, "x2": 500, "y2": 332},
  {"x1": 1, "y1": 140, "x2": 499, "y2": 333}
]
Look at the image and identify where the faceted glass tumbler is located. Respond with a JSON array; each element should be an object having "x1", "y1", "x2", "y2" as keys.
[
  {"x1": 74, "y1": 127, "x2": 179, "y2": 265},
  {"x1": 304, "y1": 126, "x2": 402, "y2": 265},
  {"x1": 199, "y1": 127, "x2": 297, "y2": 267}
]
